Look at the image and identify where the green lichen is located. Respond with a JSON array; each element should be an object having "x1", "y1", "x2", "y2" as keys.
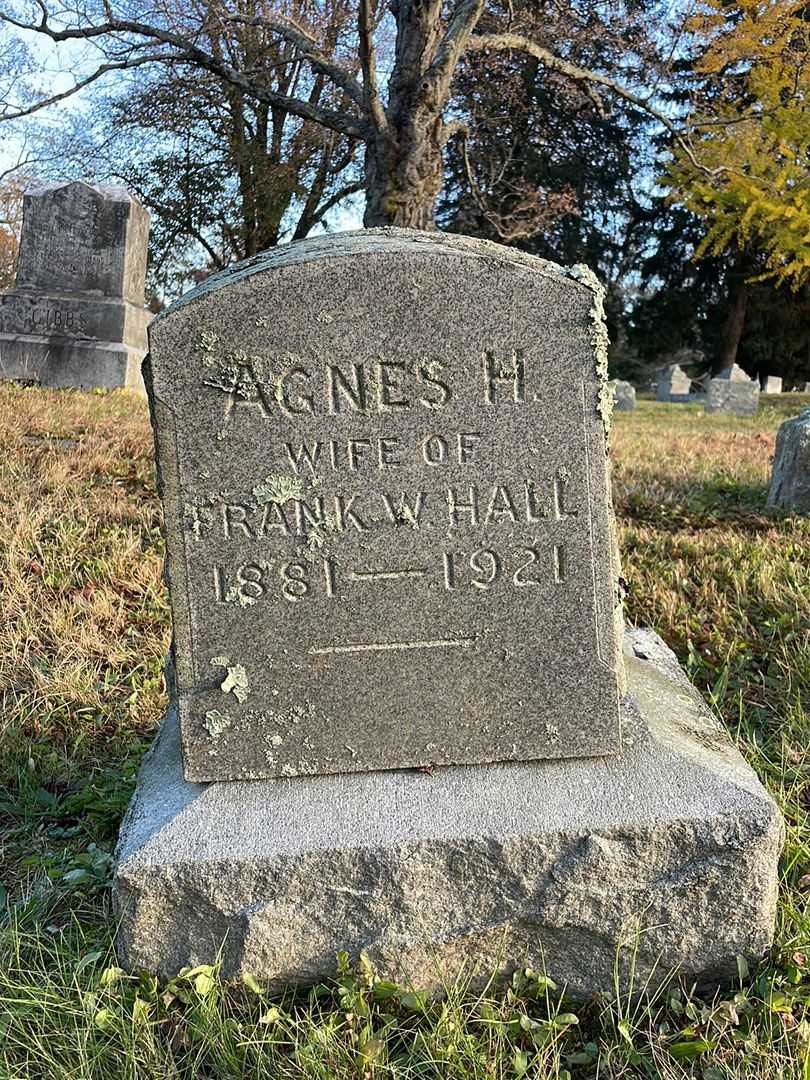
[
  {"x1": 302, "y1": 510, "x2": 339, "y2": 560},
  {"x1": 393, "y1": 497, "x2": 420, "y2": 529},
  {"x1": 210, "y1": 656, "x2": 251, "y2": 703},
  {"x1": 566, "y1": 264, "x2": 612, "y2": 436},
  {"x1": 204, "y1": 709, "x2": 230, "y2": 737},
  {"x1": 252, "y1": 473, "x2": 305, "y2": 505},
  {"x1": 197, "y1": 329, "x2": 220, "y2": 367},
  {"x1": 416, "y1": 357, "x2": 444, "y2": 380},
  {"x1": 183, "y1": 502, "x2": 213, "y2": 540}
]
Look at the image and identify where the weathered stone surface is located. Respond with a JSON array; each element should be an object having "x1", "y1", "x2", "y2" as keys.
[
  {"x1": 113, "y1": 628, "x2": 783, "y2": 998},
  {"x1": 761, "y1": 375, "x2": 783, "y2": 394},
  {"x1": 147, "y1": 228, "x2": 624, "y2": 780},
  {"x1": 706, "y1": 378, "x2": 759, "y2": 417},
  {"x1": 14, "y1": 181, "x2": 149, "y2": 303},
  {"x1": 0, "y1": 181, "x2": 151, "y2": 393},
  {"x1": 716, "y1": 363, "x2": 752, "y2": 383},
  {"x1": 610, "y1": 379, "x2": 636, "y2": 411},
  {"x1": 655, "y1": 364, "x2": 692, "y2": 402},
  {"x1": 767, "y1": 408, "x2": 810, "y2": 514}
]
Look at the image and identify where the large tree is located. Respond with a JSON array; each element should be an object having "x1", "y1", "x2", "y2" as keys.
[
  {"x1": 0, "y1": 0, "x2": 691, "y2": 229},
  {"x1": 12, "y1": 0, "x2": 367, "y2": 293}
]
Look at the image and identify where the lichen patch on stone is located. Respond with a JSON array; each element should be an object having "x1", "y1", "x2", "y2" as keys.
[
  {"x1": 566, "y1": 264, "x2": 612, "y2": 437},
  {"x1": 204, "y1": 709, "x2": 230, "y2": 737},
  {"x1": 210, "y1": 656, "x2": 251, "y2": 703},
  {"x1": 253, "y1": 473, "x2": 305, "y2": 505}
]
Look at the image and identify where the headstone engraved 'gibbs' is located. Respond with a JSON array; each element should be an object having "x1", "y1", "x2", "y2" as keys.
[
  {"x1": 0, "y1": 181, "x2": 151, "y2": 392},
  {"x1": 147, "y1": 229, "x2": 625, "y2": 781}
]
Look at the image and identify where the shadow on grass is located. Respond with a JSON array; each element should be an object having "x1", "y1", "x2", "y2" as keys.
[{"x1": 616, "y1": 477, "x2": 798, "y2": 535}]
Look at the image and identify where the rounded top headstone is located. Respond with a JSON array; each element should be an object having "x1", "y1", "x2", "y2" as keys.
[{"x1": 146, "y1": 227, "x2": 625, "y2": 781}]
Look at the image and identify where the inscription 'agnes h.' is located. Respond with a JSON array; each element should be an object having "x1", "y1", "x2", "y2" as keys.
[{"x1": 147, "y1": 229, "x2": 624, "y2": 782}]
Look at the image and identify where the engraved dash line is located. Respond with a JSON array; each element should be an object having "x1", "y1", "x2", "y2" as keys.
[
  {"x1": 309, "y1": 636, "x2": 476, "y2": 655},
  {"x1": 351, "y1": 567, "x2": 428, "y2": 581}
]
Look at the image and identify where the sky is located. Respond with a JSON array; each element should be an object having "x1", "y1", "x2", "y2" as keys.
[{"x1": 2, "y1": 22, "x2": 365, "y2": 242}]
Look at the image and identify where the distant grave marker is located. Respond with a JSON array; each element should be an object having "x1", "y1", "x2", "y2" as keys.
[
  {"x1": 656, "y1": 363, "x2": 692, "y2": 403},
  {"x1": 767, "y1": 408, "x2": 810, "y2": 514},
  {"x1": 0, "y1": 181, "x2": 151, "y2": 392},
  {"x1": 706, "y1": 364, "x2": 759, "y2": 417},
  {"x1": 610, "y1": 379, "x2": 636, "y2": 411}
]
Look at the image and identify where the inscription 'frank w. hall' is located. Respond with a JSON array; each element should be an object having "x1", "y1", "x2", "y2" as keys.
[
  {"x1": 146, "y1": 229, "x2": 623, "y2": 780},
  {"x1": 207, "y1": 474, "x2": 577, "y2": 540}
]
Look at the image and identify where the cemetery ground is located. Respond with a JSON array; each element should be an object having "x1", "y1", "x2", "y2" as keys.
[{"x1": 0, "y1": 385, "x2": 808, "y2": 1080}]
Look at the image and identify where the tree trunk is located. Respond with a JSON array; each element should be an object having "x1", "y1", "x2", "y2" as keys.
[
  {"x1": 717, "y1": 264, "x2": 749, "y2": 373},
  {"x1": 362, "y1": 0, "x2": 446, "y2": 229},
  {"x1": 363, "y1": 124, "x2": 444, "y2": 229}
]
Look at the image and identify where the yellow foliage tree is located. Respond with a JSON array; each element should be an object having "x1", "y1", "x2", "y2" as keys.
[{"x1": 668, "y1": 0, "x2": 810, "y2": 290}]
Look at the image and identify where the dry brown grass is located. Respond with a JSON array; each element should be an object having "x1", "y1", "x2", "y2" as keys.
[
  {"x1": 0, "y1": 385, "x2": 808, "y2": 1080},
  {"x1": 0, "y1": 386, "x2": 167, "y2": 751}
]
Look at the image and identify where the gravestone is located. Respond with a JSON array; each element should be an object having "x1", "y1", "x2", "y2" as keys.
[
  {"x1": 114, "y1": 229, "x2": 782, "y2": 996},
  {"x1": 716, "y1": 363, "x2": 751, "y2": 382},
  {"x1": 655, "y1": 363, "x2": 692, "y2": 403},
  {"x1": 0, "y1": 181, "x2": 151, "y2": 393},
  {"x1": 144, "y1": 230, "x2": 623, "y2": 781},
  {"x1": 761, "y1": 375, "x2": 782, "y2": 394},
  {"x1": 610, "y1": 379, "x2": 636, "y2": 411},
  {"x1": 767, "y1": 408, "x2": 810, "y2": 514},
  {"x1": 706, "y1": 366, "x2": 759, "y2": 417}
]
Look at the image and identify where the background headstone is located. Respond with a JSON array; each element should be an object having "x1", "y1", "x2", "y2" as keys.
[
  {"x1": 656, "y1": 363, "x2": 692, "y2": 402},
  {"x1": 767, "y1": 408, "x2": 810, "y2": 514},
  {"x1": 146, "y1": 229, "x2": 625, "y2": 781},
  {"x1": 0, "y1": 181, "x2": 151, "y2": 393},
  {"x1": 610, "y1": 379, "x2": 635, "y2": 411},
  {"x1": 716, "y1": 363, "x2": 752, "y2": 383},
  {"x1": 761, "y1": 375, "x2": 783, "y2": 394},
  {"x1": 706, "y1": 369, "x2": 759, "y2": 416}
]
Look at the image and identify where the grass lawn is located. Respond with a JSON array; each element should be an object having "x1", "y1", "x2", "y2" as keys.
[{"x1": 0, "y1": 384, "x2": 809, "y2": 1079}]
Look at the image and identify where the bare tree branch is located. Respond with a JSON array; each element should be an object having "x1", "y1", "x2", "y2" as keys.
[
  {"x1": 223, "y1": 12, "x2": 364, "y2": 108},
  {"x1": 358, "y1": 0, "x2": 388, "y2": 139},
  {"x1": 423, "y1": 0, "x2": 485, "y2": 106},
  {"x1": 0, "y1": 10, "x2": 370, "y2": 138},
  {"x1": 440, "y1": 117, "x2": 468, "y2": 144},
  {"x1": 0, "y1": 52, "x2": 174, "y2": 121},
  {"x1": 466, "y1": 33, "x2": 735, "y2": 178},
  {"x1": 310, "y1": 178, "x2": 364, "y2": 221}
]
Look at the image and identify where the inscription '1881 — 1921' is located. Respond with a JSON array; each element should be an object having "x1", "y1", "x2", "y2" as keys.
[{"x1": 147, "y1": 229, "x2": 623, "y2": 782}]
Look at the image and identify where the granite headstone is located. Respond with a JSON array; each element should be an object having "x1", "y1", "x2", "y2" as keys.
[
  {"x1": 767, "y1": 408, "x2": 810, "y2": 514},
  {"x1": 146, "y1": 229, "x2": 625, "y2": 781},
  {"x1": 610, "y1": 379, "x2": 636, "y2": 411},
  {"x1": 115, "y1": 229, "x2": 782, "y2": 996},
  {"x1": 656, "y1": 364, "x2": 692, "y2": 403},
  {"x1": 706, "y1": 367, "x2": 759, "y2": 416},
  {"x1": 716, "y1": 363, "x2": 751, "y2": 382},
  {"x1": 0, "y1": 181, "x2": 151, "y2": 393},
  {"x1": 761, "y1": 375, "x2": 783, "y2": 394}
]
